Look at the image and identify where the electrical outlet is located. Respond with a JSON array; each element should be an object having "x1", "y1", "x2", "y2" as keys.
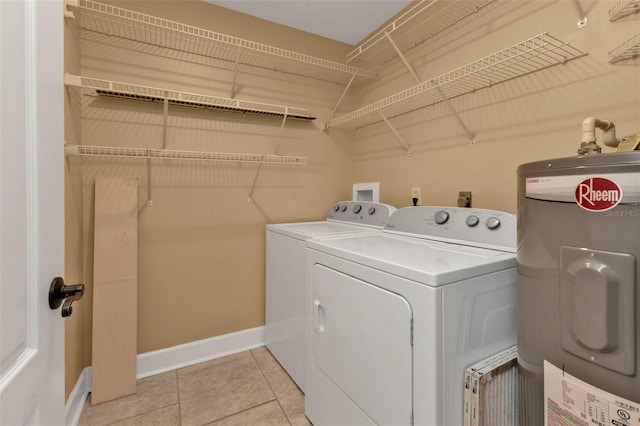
[{"x1": 411, "y1": 187, "x2": 421, "y2": 206}]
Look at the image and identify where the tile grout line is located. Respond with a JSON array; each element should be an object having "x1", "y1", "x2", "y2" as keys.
[
  {"x1": 249, "y1": 349, "x2": 293, "y2": 426},
  {"x1": 100, "y1": 402, "x2": 180, "y2": 426},
  {"x1": 200, "y1": 400, "x2": 280, "y2": 426},
  {"x1": 176, "y1": 369, "x2": 183, "y2": 426}
]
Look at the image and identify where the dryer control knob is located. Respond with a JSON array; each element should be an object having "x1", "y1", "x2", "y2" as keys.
[
  {"x1": 466, "y1": 215, "x2": 479, "y2": 227},
  {"x1": 368, "y1": 207, "x2": 376, "y2": 215},
  {"x1": 333, "y1": 205, "x2": 340, "y2": 212},
  {"x1": 340, "y1": 205, "x2": 347, "y2": 212},
  {"x1": 486, "y1": 217, "x2": 501, "y2": 230},
  {"x1": 353, "y1": 204, "x2": 362, "y2": 214},
  {"x1": 434, "y1": 210, "x2": 449, "y2": 225}
]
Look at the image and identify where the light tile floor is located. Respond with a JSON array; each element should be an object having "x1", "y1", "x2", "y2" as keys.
[{"x1": 78, "y1": 347, "x2": 311, "y2": 426}]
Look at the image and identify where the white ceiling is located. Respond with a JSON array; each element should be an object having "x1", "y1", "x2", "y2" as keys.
[{"x1": 202, "y1": 0, "x2": 412, "y2": 45}]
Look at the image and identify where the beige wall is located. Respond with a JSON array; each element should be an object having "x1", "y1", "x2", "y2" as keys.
[
  {"x1": 64, "y1": 0, "x2": 355, "y2": 398},
  {"x1": 350, "y1": 0, "x2": 640, "y2": 212}
]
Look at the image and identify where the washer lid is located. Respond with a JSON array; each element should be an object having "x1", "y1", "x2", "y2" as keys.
[
  {"x1": 266, "y1": 221, "x2": 380, "y2": 241},
  {"x1": 307, "y1": 233, "x2": 516, "y2": 286}
]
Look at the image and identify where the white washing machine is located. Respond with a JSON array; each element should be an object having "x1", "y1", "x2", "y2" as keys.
[
  {"x1": 304, "y1": 206, "x2": 518, "y2": 426},
  {"x1": 266, "y1": 201, "x2": 396, "y2": 391}
]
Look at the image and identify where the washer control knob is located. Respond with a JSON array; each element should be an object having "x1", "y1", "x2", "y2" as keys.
[
  {"x1": 353, "y1": 204, "x2": 362, "y2": 214},
  {"x1": 333, "y1": 205, "x2": 340, "y2": 212},
  {"x1": 368, "y1": 207, "x2": 376, "y2": 215},
  {"x1": 340, "y1": 205, "x2": 347, "y2": 212},
  {"x1": 486, "y1": 217, "x2": 501, "y2": 230},
  {"x1": 434, "y1": 210, "x2": 449, "y2": 225},
  {"x1": 466, "y1": 215, "x2": 479, "y2": 227}
]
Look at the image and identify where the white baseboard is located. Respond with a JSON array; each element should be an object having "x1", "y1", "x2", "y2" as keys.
[
  {"x1": 65, "y1": 326, "x2": 265, "y2": 425},
  {"x1": 136, "y1": 325, "x2": 265, "y2": 379},
  {"x1": 65, "y1": 366, "x2": 91, "y2": 426}
]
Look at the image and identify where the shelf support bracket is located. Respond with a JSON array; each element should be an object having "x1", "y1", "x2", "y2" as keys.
[
  {"x1": 231, "y1": 46, "x2": 241, "y2": 98},
  {"x1": 385, "y1": 31, "x2": 475, "y2": 145},
  {"x1": 251, "y1": 110, "x2": 288, "y2": 203},
  {"x1": 385, "y1": 31, "x2": 421, "y2": 84},
  {"x1": 378, "y1": 110, "x2": 412, "y2": 156},
  {"x1": 274, "y1": 112, "x2": 288, "y2": 154},
  {"x1": 573, "y1": 0, "x2": 588, "y2": 27},
  {"x1": 146, "y1": 155, "x2": 153, "y2": 206},
  {"x1": 332, "y1": 73, "x2": 357, "y2": 116},
  {"x1": 163, "y1": 93, "x2": 169, "y2": 150},
  {"x1": 248, "y1": 162, "x2": 264, "y2": 204},
  {"x1": 64, "y1": 0, "x2": 78, "y2": 19},
  {"x1": 436, "y1": 87, "x2": 476, "y2": 144}
]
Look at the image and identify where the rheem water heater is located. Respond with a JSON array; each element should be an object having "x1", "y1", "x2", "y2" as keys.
[{"x1": 517, "y1": 121, "x2": 640, "y2": 425}]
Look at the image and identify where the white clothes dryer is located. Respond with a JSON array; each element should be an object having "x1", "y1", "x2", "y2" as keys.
[
  {"x1": 266, "y1": 201, "x2": 396, "y2": 391},
  {"x1": 304, "y1": 206, "x2": 518, "y2": 426}
]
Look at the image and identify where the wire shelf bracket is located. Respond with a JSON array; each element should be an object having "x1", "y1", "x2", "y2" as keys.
[
  {"x1": 572, "y1": 0, "x2": 589, "y2": 28},
  {"x1": 378, "y1": 110, "x2": 412, "y2": 155},
  {"x1": 146, "y1": 157, "x2": 153, "y2": 206},
  {"x1": 64, "y1": 0, "x2": 78, "y2": 19},
  {"x1": 332, "y1": 73, "x2": 357, "y2": 116},
  {"x1": 609, "y1": 0, "x2": 640, "y2": 21},
  {"x1": 325, "y1": 33, "x2": 587, "y2": 134},
  {"x1": 231, "y1": 45, "x2": 241, "y2": 99},
  {"x1": 609, "y1": 33, "x2": 640, "y2": 64},
  {"x1": 386, "y1": 29, "x2": 476, "y2": 145}
]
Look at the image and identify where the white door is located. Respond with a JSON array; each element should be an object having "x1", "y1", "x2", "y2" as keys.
[
  {"x1": 0, "y1": 0, "x2": 65, "y2": 424},
  {"x1": 311, "y1": 265, "x2": 413, "y2": 426}
]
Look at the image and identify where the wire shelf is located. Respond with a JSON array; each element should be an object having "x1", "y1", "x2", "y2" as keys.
[
  {"x1": 65, "y1": 74, "x2": 316, "y2": 120},
  {"x1": 327, "y1": 33, "x2": 586, "y2": 130},
  {"x1": 346, "y1": 0, "x2": 495, "y2": 64},
  {"x1": 65, "y1": 144, "x2": 307, "y2": 165},
  {"x1": 71, "y1": 0, "x2": 378, "y2": 85},
  {"x1": 609, "y1": 0, "x2": 640, "y2": 21},
  {"x1": 609, "y1": 33, "x2": 640, "y2": 63}
]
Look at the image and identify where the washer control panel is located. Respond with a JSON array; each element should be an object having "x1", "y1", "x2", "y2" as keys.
[
  {"x1": 384, "y1": 206, "x2": 516, "y2": 251},
  {"x1": 327, "y1": 201, "x2": 397, "y2": 227}
]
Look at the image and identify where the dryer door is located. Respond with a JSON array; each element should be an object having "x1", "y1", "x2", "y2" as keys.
[{"x1": 311, "y1": 265, "x2": 413, "y2": 425}]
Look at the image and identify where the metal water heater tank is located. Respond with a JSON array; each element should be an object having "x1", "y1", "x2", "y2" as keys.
[{"x1": 517, "y1": 151, "x2": 640, "y2": 425}]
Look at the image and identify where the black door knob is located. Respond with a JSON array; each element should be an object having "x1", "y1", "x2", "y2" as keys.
[{"x1": 49, "y1": 277, "x2": 84, "y2": 317}]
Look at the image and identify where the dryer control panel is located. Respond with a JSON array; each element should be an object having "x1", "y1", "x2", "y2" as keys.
[
  {"x1": 383, "y1": 206, "x2": 516, "y2": 252},
  {"x1": 326, "y1": 201, "x2": 396, "y2": 228}
]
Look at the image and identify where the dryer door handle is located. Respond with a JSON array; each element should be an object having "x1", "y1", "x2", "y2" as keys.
[{"x1": 313, "y1": 300, "x2": 325, "y2": 333}]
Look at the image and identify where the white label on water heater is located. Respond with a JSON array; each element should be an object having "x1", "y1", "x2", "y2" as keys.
[
  {"x1": 544, "y1": 361, "x2": 640, "y2": 426},
  {"x1": 526, "y1": 173, "x2": 640, "y2": 205}
]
